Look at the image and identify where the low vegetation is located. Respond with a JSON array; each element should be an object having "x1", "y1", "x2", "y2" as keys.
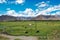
[
  {"x1": 0, "y1": 36, "x2": 9, "y2": 40},
  {"x1": 14, "y1": 38, "x2": 21, "y2": 40},
  {"x1": 0, "y1": 20, "x2": 60, "y2": 36}
]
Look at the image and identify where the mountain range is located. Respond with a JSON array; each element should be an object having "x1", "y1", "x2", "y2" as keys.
[{"x1": 0, "y1": 15, "x2": 60, "y2": 21}]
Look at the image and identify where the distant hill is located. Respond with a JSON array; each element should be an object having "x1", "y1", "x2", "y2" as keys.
[
  {"x1": 0, "y1": 15, "x2": 33, "y2": 21},
  {"x1": 0, "y1": 15, "x2": 17, "y2": 21},
  {"x1": 0, "y1": 15, "x2": 60, "y2": 21},
  {"x1": 33, "y1": 15, "x2": 60, "y2": 20}
]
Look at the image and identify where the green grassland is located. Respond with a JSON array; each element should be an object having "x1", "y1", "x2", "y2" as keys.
[{"x1": 0, "y1": 20, "x2": 60, "y2": 36}]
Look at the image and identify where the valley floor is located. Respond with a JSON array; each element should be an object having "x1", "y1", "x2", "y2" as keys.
[
  {"x1": 0, "y1": 34, "x2": 38, "y2": 40},
  {"x1": 0, "y1": 20, "x2": 60, "y2": 40}
]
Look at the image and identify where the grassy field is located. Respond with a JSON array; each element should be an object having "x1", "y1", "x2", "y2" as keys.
[{"x1": 0, "y1": 20, "x2": 60, "y2": 36}]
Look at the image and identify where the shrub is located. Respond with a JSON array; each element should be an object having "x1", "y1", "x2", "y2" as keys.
[{"x1": 15, "y1": 38, "x2": 21, "y2": 40}]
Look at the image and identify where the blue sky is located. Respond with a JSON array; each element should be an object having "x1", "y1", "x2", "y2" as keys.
[{"x1": 0, "y1": 0, "x2": 60, "y2": 17}]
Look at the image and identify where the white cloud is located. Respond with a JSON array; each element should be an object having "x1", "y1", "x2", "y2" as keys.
[
  {"x1": 6, "y1": 9, "x2": 18, "y2": 17},
  {"x1": 6, "y1": 10, "x2": 23, "y2": 17},
  {"x1": 0, "y1": 0, "x2": 6, "y2": 3},
  {"x1": 23, "y1": 8, "x2": 35, "y2": 16},
  {"x1": 35, "y1": 4, "x2": 60, "y2": 16},
  {"x1": 19, "y1": 8, "x2": 36, "y2": 17},
  {"x1": 2, "y1": 1, "x2": 60, "y2": 17},
  {"x1": 35, "y1": 1, "x2": 49, "y2": 8},
  {"x1": 55, "y1": 11, "x2": 60, "y2": 15},
  {"x1": 5, "y1": 4, "x2": 60, "y2": 17},
  {"x1": 6, "y1": 8, "x2": 36, "y2": 17},
  {"x1": 6, "y1": 8, "x2": 11, "y2": 10},
  {"x1": 0, "y1": 0, "x2": 25, "y2": 4},
  {"x1": 15, "y1": 0, "x2": 25, "y2": 4}
]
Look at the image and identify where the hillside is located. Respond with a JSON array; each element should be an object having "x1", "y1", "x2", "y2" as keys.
[
  {"x1": 33, "y1": 15, "x2": 60, "y2": 20},
  {"x1": 0, "y1": 15, "x2": 17, "y2": 21},
  {"x1": 0, "y1": 15, "x2": 60, "y2": 21}
]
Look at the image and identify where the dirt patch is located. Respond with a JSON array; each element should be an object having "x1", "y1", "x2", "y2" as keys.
[{"x1": 0, "y1": 34, "x2": 38, "y2": 40}]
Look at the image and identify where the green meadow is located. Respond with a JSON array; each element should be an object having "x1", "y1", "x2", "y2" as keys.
[{"x1": 0, "y1": 20, "x2": 60, "y2": 36}]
